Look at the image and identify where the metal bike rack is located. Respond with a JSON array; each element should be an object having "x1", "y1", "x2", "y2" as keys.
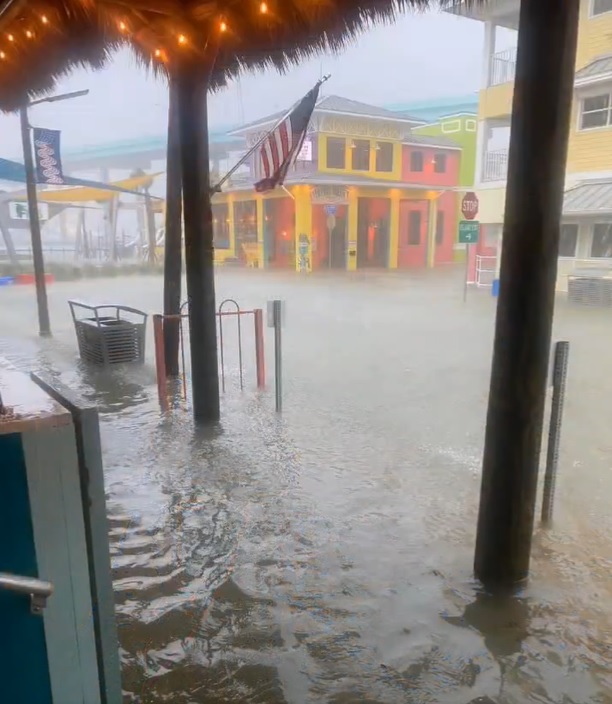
[{"x1": 218, "y1": 298, "x2": 244, "y2": 392}]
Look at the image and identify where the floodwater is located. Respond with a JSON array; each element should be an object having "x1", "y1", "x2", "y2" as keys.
[{"x1": 1, "y1": 269, "x2": 611, "y2": 704}]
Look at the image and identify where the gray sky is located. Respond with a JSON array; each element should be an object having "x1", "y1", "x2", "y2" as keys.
[{"x1": 0, "y1": 10, "x2": 483, "y2": 157}]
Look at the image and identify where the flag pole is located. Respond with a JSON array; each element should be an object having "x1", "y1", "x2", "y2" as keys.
[{"x1": 212, "y1": 74, "x2": 330, "y2": 193}]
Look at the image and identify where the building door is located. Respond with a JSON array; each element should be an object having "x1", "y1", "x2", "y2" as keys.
[
  {"x1": 329, "y1": 215, "x2": 347, "y2": 268},
  {"x1": 398, "y1": 201, "x2": 427, "y2": 268}
]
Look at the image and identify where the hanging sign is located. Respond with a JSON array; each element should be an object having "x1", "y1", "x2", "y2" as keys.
[
  {"x1": 296, "y1": 138, "x2": 312, "y2": 161},
  {"x1": 33, "y1": 127, "x2": 66, "y2": 185}
]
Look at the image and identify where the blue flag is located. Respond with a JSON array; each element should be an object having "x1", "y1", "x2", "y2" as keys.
[{"x1": 32, "y1": 127, "x2": 65, "y2": 185}]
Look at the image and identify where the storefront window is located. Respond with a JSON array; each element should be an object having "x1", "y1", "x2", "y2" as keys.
[
  {"x1": 352, "y1": 140, "x2": 370, "y2": 171},
  {"x1": 559, "y1": 224, "x2": 578, "y2": 257},
  {"x1": 233, "y1": 200, "x2": 258, "y2": 256},
  {"x1": 591, "y1": 223, "x2": 612, "y2": 257},
  {"x1": 212, "y1": 203, "x2": 230, "y2": 249},
  {"x1": 326, "y1": 137, "x2": 346, "y2": 169},
  {"x1": 375, "y1": 142, "x2": 393, "y2": 172},
  {"x1": 435, "y1": 211, "x2": 445, "y2": 245},
  {"x1": 408, "y1": 211, "x2": 421, "y2": 245}
]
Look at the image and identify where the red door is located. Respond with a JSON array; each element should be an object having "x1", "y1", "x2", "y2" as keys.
[{"x1": 397, "y1": 201, "x2": 427, "y2": 268}]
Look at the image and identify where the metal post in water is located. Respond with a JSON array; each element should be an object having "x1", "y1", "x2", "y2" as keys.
[
  {"x1": 153, "y1": 315, "x2": 169, "y2": 412},
  {"x1": 271, "y1": 300, "x2": 283, "y2": 412},
  {"x1": 254, "y1": 308, "x2": 266, "y2": 390},
  {"x1": 541, "y1": 341, "x2": 570, "y2": 525}
]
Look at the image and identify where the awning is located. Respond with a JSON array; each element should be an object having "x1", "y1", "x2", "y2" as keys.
[
  {"x1": 6, "y1": 172, "x2": 164, "y2": 204},
  {"x1": 564, "y1": 180, "x2": 612, "y2": 217},
  {"x1": 0, "y1": 157, "x2": 161, "y2": 198}
]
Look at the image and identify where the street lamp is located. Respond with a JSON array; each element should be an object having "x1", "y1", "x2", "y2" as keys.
[{"x1": 19, "y1": 89, "x2": 89, "y2": 337}]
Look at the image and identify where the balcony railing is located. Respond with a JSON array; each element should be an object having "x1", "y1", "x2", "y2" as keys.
[
  {"x1": 482, "y1": 149, "x2": 509, "y2": 182},
  {"x1": 489, "y1": 47, "x2": 517, "y2": 87}
]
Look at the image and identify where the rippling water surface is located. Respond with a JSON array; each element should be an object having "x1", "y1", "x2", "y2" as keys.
[{"x1": 1, "y1": 270, "x2": 611, "y2": 703}]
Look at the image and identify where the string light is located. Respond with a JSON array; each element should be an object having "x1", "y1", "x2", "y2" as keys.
[
  {"x1": 41, "y1": 15, "x2": 48, "y2": 24},
  {"x1": 154, "y1": 48, "x2": 162, "y2": 58},
  {"x1": 25, "y1": 30, "x2": 33, "y2": 38},
  {"x1": 220, "y1": 19, "x2": 227, "y2": 32},
  {"x1": 177, "y1": 33, "x2": 187, "y2": 45},
  {"x1": 118, "y1": 21, "x2": 127, "y2": 32},
  {"x1": 0, "y1": 51, "x2": 5, "y2": 59},
  {"x1": 260, "y1": 1, "x2": 268, "y2": 13},
  {"x1": 7, "y1": 33, "x2": 14, "y2": 42}
]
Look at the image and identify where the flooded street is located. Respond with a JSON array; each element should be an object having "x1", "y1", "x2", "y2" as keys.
[{"x1": 1, "y1": 269, "x2": 611, "y2": 703}]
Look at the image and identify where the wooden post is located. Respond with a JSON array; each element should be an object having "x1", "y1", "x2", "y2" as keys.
[
  {"x1": 176, "y1": 63, "x2": 220, "y2": 422},
  {"x1": 163, "y1": 74, "x2": 183, "y2": 377},
  {"x1": 19, "y1": 105, "x2": 51, "y2": 337},
  {"x1": 474, "y1": 0, "x2": 580, "y2": 587}
]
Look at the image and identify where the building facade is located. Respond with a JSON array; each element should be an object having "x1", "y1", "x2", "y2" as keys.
[
  {"x1": 448, "y1": 0, "x2": 612, "y2": 290},
  {"x1": 212, "y1": 95, "x2": 464, "y2": 272}
]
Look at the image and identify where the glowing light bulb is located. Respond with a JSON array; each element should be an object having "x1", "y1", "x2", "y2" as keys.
[
  {"x1": 154, "y1": 48, "x2": 162, "y2": 57},
  {"x1": 118, "y1": 21, "x2": 127, "y2": 32},
  {"x1": 220, "y1": 20, "x2": 227, "y2": 32},
  {"x1": 41, "y1": 15, "x2": 48, "y2": 24},
  {"x1": 0, "y1": 51, "x2": 5, "y2": 59},
  {"x1": 260, "y1": 2, "x2": 268, "y2": 13},
  {"x1": 178, "y1": 34, "x2": 187, "y2": 45},
  {"x1": 7, "y1": 34, "x2": 14, "y2": 41},
  {"x1": 25, "y1": 30, "x2": 33, "y2": 38}
]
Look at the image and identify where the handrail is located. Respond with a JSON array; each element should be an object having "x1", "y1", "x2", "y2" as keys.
[{"x1": 0, "y1": 572, "x2": 54, "y2": 614}]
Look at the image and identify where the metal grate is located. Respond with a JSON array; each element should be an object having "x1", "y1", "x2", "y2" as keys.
[{"x1": 567, "y1": 275, "x2": 612, "y2": 307}]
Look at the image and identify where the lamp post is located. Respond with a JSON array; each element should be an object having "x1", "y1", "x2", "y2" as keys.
[{"x1": 19, "y1": 89, "x2": 89, "y2": 337}]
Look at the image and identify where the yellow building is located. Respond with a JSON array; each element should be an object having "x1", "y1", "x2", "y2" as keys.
[
  {"x1": 448, "y1": 0, "x2": 612, "y2": 290},
  {"x1": 210, "y1": 95, "x2": 463, "y2": 272}
]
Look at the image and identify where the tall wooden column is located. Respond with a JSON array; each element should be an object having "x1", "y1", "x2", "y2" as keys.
[
  {"x1": 163, "y1": 74, "x2": 183, "y2": 377},
  {"x1": 176, "y1": 64, "x2": 220, "y2": 422},
  {"x1": 474, "y1": 0, "x2": 580, "y2": 587}
]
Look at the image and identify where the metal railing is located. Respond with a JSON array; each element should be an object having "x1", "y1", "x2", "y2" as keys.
[
  {"x1": 476, "y1": 255, "x2": 498, "y2": 288},
  {"x1": 489, "y1": 47, "x2": 517, "y2": 87},
  {"x1": 482, "y1": 149, "x2": 509, "y2": 182}
]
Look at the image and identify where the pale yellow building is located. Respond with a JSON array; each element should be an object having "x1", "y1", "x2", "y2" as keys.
[{"x1": 448, "y1": 0, "x2": 612, "y2": 290}]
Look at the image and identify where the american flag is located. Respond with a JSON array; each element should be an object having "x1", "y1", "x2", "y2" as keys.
[{"x1": 254, "y1": 83, "x2": 321, "y2": 193}]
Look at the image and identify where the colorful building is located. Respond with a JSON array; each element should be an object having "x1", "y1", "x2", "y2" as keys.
[
  {"x1": 448, "y1": 0, "x2": 612, "y2": 290},
  {"x1": 212, "y1": 95, "x2": 464, "y2": 271}
]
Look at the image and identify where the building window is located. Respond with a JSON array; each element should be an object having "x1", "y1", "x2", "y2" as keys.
[
  {"x1": 410, "y1": 150, "x2": 424, "y2": 172},
  {"x1": 351, "y1": 139, "x2": 370, "y2": 171},
  {"x1": 591, "y1": 0, "x2": 612, "y2": 16},
  {"x1": 212, "y1": 203, "x2": 230, "y2": 249},
  {"x1": 433, "y1": 153, "x2": 447, "y2": 173},
  {"x1": 407, "y1": 210, "x2": 421, "y2": 245},
  {"x1": 559, "y1": 224, "x2": 578, "y2": 257},
  {"x1": 326, "y1": 137, "x2": 346, "y2": 169},
  {"x1": 591, "y1": 223, "x2": 612, "y2": 257},
  {"x1": 580, "y1": 94, "x2": 612, "y2": 129},
  {"x1": 435, "y1": 211, "x2": 445, "y2": 245},
  {"x1": 375, "y1": 142, "x2": 394, "y2": 172}
]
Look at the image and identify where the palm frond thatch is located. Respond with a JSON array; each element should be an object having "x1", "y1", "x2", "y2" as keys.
[{"x1": 0, "y1": 0, "x2": 475, "y2": 112}]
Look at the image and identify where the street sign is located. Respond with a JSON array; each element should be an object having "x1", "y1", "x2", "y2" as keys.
[
  {"x1": 461, "y1": 192, "x2": 479, "y2": 221},
  {"x1": 9, "y1": 201, "x2": 49, "y2": 221},
  {"x1": 458, "y1": 220, "x2": 480, "y2": 244}
]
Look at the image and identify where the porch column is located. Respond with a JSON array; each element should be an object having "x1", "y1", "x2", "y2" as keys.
[
  {"x1": 474, "y1": 0, "x2": 580, "y2": 587},
  {"x1": 426, "y1": 197, "x2": 438, "y2": 269},
  {"x1": 294, "y1": 186, "x2": 312, "y2": 273},
  {"x1": 227, "y1": 194, "x2": 236, "y2": 261},
  {"x1": 176, "y1": 63, "x2": 220, "y2": 422},
  {"x1": 256, "y1": 195, "x2": 264, "y2": 268},
  {"x1": 388, "y1": 191, "x2": 400, "y2": 269},
  {"x1": 482, "y1": 21, "x2": 496, "y2": 89},
  {"x1": 474, "y1": 119, "x2": 488, "y2": 185},
  {"x1": 347, "y1": 188, "x2": 358, "y2": 271}
]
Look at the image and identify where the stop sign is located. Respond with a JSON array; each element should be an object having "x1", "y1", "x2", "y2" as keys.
[{"x1": 461, "y1": 192, "x2": 479, "y2": 221}]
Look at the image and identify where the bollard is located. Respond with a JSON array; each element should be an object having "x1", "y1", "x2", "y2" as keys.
[
  {"x1": 268, "y1": 300, "x2": 283, "y2": 412},
  {"x1": 254, "y1": 308, "x2": 266, "y2": 390},
  {"x1": 541, "y1": 340, "x2": 570, "y2": 525},
  {"x1": 153, "y1": 315, "x2": 169, "y2": 412}
]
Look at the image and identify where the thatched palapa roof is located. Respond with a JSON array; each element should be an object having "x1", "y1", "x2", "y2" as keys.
[{"x1": 0, "y1": 0, "x2": 460, "y2": 112}]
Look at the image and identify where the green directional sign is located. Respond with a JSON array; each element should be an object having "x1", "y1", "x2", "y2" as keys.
[{"x1": 458, "y1": 219, "x2": 480, "y2": 245}]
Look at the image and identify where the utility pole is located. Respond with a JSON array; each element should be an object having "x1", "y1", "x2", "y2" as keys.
[{"x1": 19, "y1": 104, "x2": 50, "y2": 337}]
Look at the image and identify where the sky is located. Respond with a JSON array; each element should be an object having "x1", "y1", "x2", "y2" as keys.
[{"x1": 0, "y1": 9, "x2": 487, "y2": 159}]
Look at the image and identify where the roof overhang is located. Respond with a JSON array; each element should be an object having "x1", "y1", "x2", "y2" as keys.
[{"x1": 444, "y1": 0, "x2": 520, "y2": 29}]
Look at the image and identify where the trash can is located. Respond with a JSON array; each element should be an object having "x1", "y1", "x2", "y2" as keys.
[{"x1": 68, "y1": 300, "x2": 147, "y2": 365}]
